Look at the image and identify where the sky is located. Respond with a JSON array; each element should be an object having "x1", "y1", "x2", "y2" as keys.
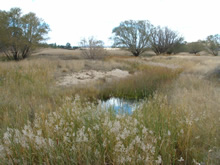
[{"x1": 0, "y1": 0, "x2": 219, "y2": 46}]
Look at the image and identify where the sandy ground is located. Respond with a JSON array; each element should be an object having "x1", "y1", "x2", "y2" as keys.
[
  {"x1": 57, "y1": 69, "x2": 130, "y2": 86},
  {"x1": 56, "y1": 60, "x2": 180, "y2": 86}
]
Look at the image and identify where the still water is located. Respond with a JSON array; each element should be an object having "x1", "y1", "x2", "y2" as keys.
[{"x1": 101, "y1": 97, "x2": 139, "y2": 114}]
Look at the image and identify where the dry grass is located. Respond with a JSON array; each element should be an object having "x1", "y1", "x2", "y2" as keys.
[
  {"x1": 98, "y1": 65, "x2": 182, "y2": 100},
  {"x1": 0, "y1": 55, "x2": 131, "y2": 135},
  {"x1": 0, "y1": 60, "x2": 63, "y2": 131},
  {"x1": 33, "y1": 48, "x2": 81, "y2": 56},
  {"x1": 165, "y1": 75, "x2": 220, "y2": 164},
  {"x1": 0, "y1": 48, "x2": 220, "y2": 164}
]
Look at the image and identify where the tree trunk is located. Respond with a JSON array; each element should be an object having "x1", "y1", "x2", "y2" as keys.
[
  {"x1": 22, "y1": 46, "x2": 30, "y2": 59},
  {"x1": 13, "y1": 51, "x2": 19, "y2": 61},
  {"x1": 132, "y1": 50, "x2": 140, "y2": 57},
  {"x1": 133, "y1": 52, "x2": 140, "y2": 57}
]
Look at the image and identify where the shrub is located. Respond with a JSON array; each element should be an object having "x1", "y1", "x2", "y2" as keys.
[{"x1": 79, "y1": 37, "x2": 107, "y2": 59}]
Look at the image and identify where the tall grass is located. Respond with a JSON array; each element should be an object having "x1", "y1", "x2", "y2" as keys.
[
  {"x1": 0, "y1": 56, "x2": 219, "y2": 164},
  {"x1": 0, "y1": 60, "x2": 68, "y2": 136},
  {"x1": 1, "y1": 90, "x2": 218, "y2": 164},
  {"x1": 0, "y1": 59, "x2": 180, "y2": 135},
  {"x1": 99, "y1": 65, "x2": 182, "y2": 100},
  {"x1": 167, "y1": 75, "x2": 220, "y2": 164},
  {"x1": 134, "y1": 93, "x2": 216, "y2": 164},
  {"x1": 0, "y1": 97, "x2": 158, "y2": 164},
  {"x1": 0, "y1": 58, "x2": 129, "y2": 136}
]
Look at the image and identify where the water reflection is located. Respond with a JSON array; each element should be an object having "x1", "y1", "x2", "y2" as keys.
[{"x1": 101, "y1": 97, "x2": 139, "y2": 114}]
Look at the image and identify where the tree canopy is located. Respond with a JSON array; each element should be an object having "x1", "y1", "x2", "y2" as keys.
[
  {"x1": 150, "y1": 26, "x2": 184, "y2": 55},
  {"x1": 0, "y1": 8, "x2": 50, "y2": 60},
  {"x1": 187, "y1": 41, "x2": 204, "y2": 54},
  {"x1": 112, "y1": 20, "x2": 152, "y2": 56},
  {"x1": 205, "y1": 34, "x2": 220, "y2": 56}
]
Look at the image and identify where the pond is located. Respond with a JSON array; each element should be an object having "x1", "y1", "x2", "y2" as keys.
[{"x1": 101, "y1": 97, "x2": 140, "y2": 114}]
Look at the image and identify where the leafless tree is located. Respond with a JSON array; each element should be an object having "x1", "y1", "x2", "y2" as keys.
[
  {"x1": 150, "y1": 26, "x2": 184, "y2": 55},
  {"x1": 79, "y1": 37, "x2": 107, "y2": 59},
  {"x1": 112, "y1": 20, "x2": 152, "y2": 56}
]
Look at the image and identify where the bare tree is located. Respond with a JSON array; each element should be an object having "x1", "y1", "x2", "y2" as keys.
[
  {"x1": 79, "y1": 37, "x2": 107, "y2": 59},
  {"x1": 112, "y1": 20, "x2": 152, "y2": 56},
  {"x1": 150, "y1": 26, "x2": 184, "y2": 55},
  {"x1": 205, "y1": 34, "x2": 220, "y2": 56}
]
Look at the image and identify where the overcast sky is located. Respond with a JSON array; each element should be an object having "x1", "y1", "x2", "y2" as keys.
[{"x1": 0, "y1": 0, "x2": 219, "y2": 46}]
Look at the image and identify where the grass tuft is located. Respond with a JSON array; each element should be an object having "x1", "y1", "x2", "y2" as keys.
[{"x1": 98, "y1": 65, "x2": 182, "y2": 100}]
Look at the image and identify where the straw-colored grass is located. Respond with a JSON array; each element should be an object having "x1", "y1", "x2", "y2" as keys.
[
  {"x1": 0, "y1": 50, "x2": 219, "y2": 164},
  {"x1": 0, "y1": 60, "x2": 58, "y2": 135}
]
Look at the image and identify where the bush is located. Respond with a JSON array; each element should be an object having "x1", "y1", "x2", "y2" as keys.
[{"x1": 79, "y1": 37, "x2": 107, "y2": 59}]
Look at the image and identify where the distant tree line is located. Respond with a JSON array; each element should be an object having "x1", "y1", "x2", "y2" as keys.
[
  {"x1": 112, "y1": 20, "x2": 220, "y2": 56},
  {"x1": 48, "y1": 43, "x2": 80, "y2": 50},
  {"x1": 1, "y1": 8, "x2": 219, "y2": 61}
]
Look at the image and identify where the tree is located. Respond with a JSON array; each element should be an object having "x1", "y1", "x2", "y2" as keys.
[
  {"x1": 0, "y1": 10, "x2": 9, "y2": 53},
  {"x1": 66, "y1": 42, "x2": 71, "y2": 49},
  {"x1": 169, "y1": 41, "x2": 188, "y2": 54},
  {"x1": 187, "y1": 41, "x2": 204, "y2": 54},
  {"x1": 0, "y1": 8, "x2": 22, "y2": 60},
  {"x1": 150, "y1": 26, "x2": 184, "y2": 55},
  {"x1": 112, "y1": 20, "x2": 152, "y2": 57},
  {"x1": 79, "y1": 36, "x2": 107, "y2": 59},
  {"x1": 0, "y1": 8, "x2": 50, "y2": 60},
  {"x1": 205, "y1": 34, "x2": 220, "y2": 56},
  {"x1": 49, "y1": 43, "x2": 57, "y2": 48}
]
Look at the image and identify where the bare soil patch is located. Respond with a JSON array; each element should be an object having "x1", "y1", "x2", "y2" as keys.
[{"x1": 57, "y1": 69, "x2": 130, "y2": 86}]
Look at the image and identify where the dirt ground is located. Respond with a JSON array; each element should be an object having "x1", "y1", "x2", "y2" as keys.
[{"x1": 56, "y1": 69, "x2": 130, "y2": 86}]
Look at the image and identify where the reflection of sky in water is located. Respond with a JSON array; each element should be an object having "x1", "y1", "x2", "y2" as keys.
[{"x1": 101, "y1": 97, "x2": 139, "y2": 114}]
